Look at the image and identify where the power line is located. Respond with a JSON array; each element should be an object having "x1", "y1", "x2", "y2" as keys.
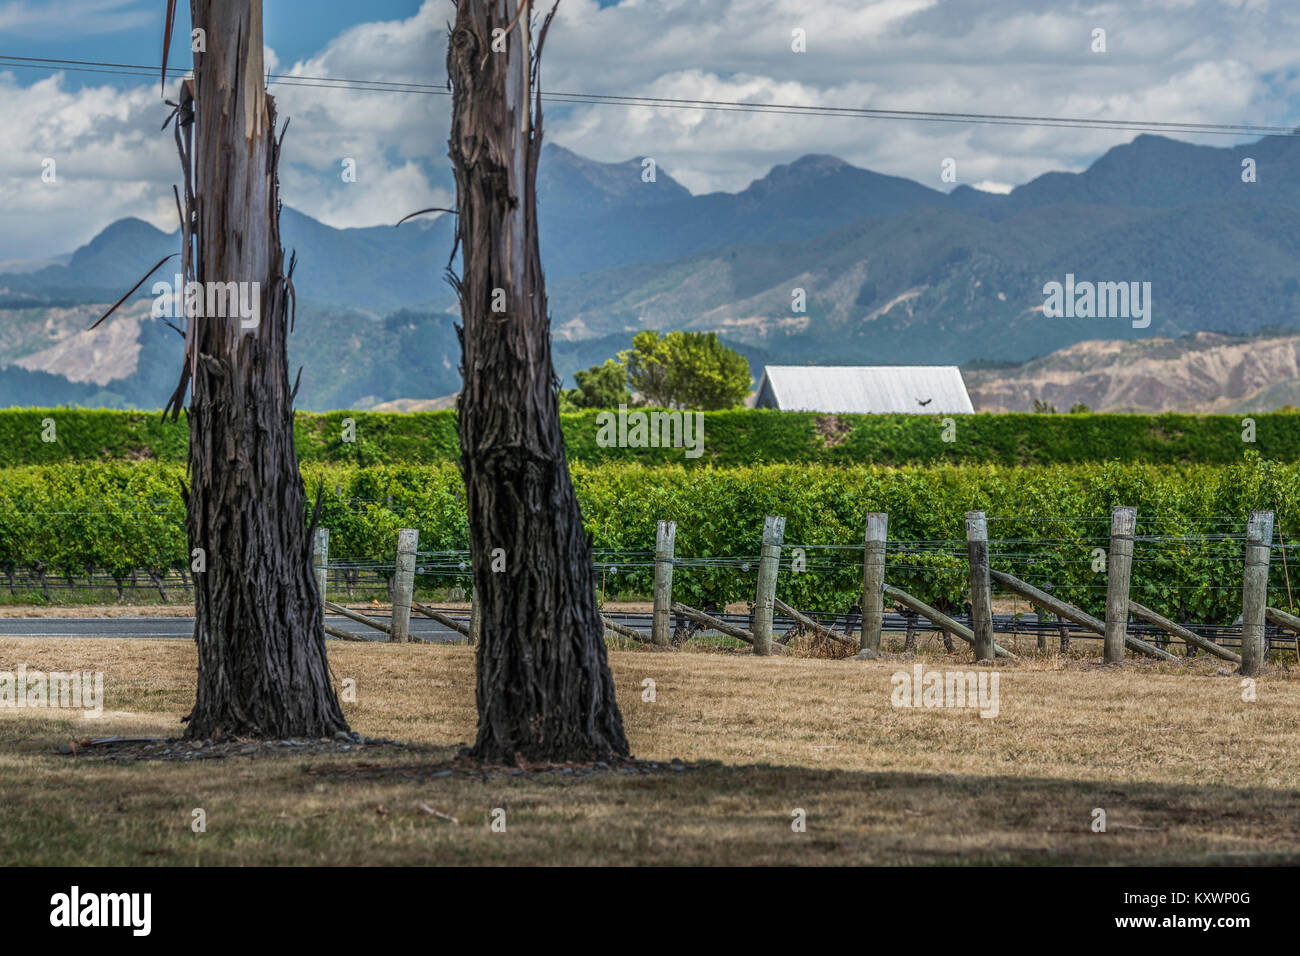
[{"x1": 1, "y1": 52, "x2": 1296, "y2": 138}]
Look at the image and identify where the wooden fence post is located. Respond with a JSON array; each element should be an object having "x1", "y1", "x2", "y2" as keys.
[
  {"x1": 1104, "y1": 505, "x2": 1137, "y2": 663},
  {"x1": 1241, "y1": 510, "x2": 1274, "y2": 676},
  {"x1": 861, "y1": 513, "x2": 887, "y2": 653},
  {"x1": 469, "y1": 597, "x2": 481, "y2": 646},
  {"x1": 653, "y1": 520, "x2": 676, "y2": 647},
  {"x1": 391, "y1": 528, "x2": 418, "y2": 644},
  {"x1": 752, "y1": 515, "x2": 785, "y2": 656},
  {"x1": 312, "y1": 527, "x2": 329, "y2": 624},
  {"x1": 965, "y1": 511, "x2": 995, "y2": 661}
]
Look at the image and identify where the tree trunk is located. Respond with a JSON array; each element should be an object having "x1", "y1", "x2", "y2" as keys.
[
  {"x1": 447, "y1": 0, "x2": 628, "y2": 763},
  {"x1": 1180, "y1": 602, "x2": 1197, "y2": 658},
  {"x1": 175, "y1": 1, "x2": 348, "y2": 739}
]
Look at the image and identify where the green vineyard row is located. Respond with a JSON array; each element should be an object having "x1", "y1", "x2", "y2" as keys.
[{"x1": 3, "y1": 456, "x2": 1297, "y2": 623}]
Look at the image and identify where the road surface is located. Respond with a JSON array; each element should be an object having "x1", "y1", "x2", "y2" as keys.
[{"x1": 0, "y1": 611, "x2": 653, "y2": 642}]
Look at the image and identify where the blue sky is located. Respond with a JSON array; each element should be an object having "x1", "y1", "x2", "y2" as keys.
[
  {"x1": 2, "y1": 1, "x2": 423, "y2": 83},
  {"x1": 0, "y1": 0, "x2": 623, "y2": 88},
  {"x1": 2, "y1": 0, "x2": 1297, "y2": 260}
]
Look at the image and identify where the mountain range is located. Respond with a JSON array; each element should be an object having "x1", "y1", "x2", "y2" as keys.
[{"x1": 3, "y1": 133, "x2": 1300, "y2": 410}]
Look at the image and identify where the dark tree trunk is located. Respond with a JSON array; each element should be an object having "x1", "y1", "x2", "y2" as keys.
[
  {"x1": 1179, "y1": 602, "x2": 1197, "y2": 658},
  {"x1": 447, "y1": 0, "x2": 628, "y2": 763},
  {"x1": 843, "y1": 603, "x2": 862, "y2": 641},
  {"x1": 147, "y1": 568, "x2": 168, "y2": 603},
  {"x1": 173, "y1": 1, "x2": 348, "y2": 739}
]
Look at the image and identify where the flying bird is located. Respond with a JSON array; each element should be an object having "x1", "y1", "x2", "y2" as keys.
[{"x1": 917, "y1": 397, "x2": 933, "y2": 406}]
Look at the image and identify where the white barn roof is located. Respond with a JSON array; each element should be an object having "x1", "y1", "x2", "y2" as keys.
[{"x1": 756, "y1": 365, "x2": 974, "y2": 414}]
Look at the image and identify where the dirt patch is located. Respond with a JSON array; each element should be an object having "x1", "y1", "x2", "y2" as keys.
[
  {"x1": 58, "y1": 732, "x2": 690, "y2": 778},
  {"x1": 813, "y1": 414, "x2": 852, "y2": 448},
  {"x1": 307, "y1": 754, "x2": 689, "y2": 783},
  {"x1": 56, "y1": 733, "x2": 409, "y2": 761}
]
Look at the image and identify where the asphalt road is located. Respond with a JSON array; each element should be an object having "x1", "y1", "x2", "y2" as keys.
[
  {"x1": 0, "y1": 610, "x2": 1152, "y2": 646},
  {"x1": 0, "y1": 614, "x2": 469, "y2": 642},
  {"x1": 0, "y1": 611, "x2": 657, "y2": 642}
]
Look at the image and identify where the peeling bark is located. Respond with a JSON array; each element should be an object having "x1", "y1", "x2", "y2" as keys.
[
  {"x1": 447, "y1": 0, "x2": 628, "y2": 763},
  {"x1": 175, "y1": 1, "x2": 348, "y2": 739}
]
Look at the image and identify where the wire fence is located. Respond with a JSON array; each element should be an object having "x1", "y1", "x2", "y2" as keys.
[{"x1": 6, "y1": 506, "x2": 1299, "y2": 656}]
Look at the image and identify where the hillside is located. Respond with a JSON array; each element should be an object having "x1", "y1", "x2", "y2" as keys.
[
  {"x1": 967, "y1": 331, "x2": 1300, "y2": 412},
  {"x1": 4, "y1": 133, "x2": 1300, "y2": 409}
]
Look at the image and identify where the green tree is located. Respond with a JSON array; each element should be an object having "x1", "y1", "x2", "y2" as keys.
[
  {"x1": 569, "y1": 358, "x2": 631, "y2": 408},
  {"x1": 622, "y1": 331, "x2": 673, "y2": 406},
  {"x1": 668, "y1": 331, "x2": 751, "y2": 409},
  {"x1": 623, "y1": 330, "x2": 751, "y2": 409}
]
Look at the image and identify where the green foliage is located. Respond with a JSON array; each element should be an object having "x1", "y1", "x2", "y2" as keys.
[
  {"x1": 4, "y1": 459, "x2": 1298, "y2": 629},
  {"x1": 4, "y1": 408, "x2": 1299, "y2": 468},
  {"x1": 0, "y1": 409, "x2": 190, "y2": 464},
  {"x1": 622, "y1": 331, "x2": 673, "y2": 407},
  {"x1": 568, "y1": 358, "x2": 631, "y2": 408},
  {"x1": 621, "y1": 330, "x2": 751, "y2": 410}
]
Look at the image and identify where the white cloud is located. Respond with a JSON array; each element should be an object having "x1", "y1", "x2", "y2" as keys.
[
  {"x1": 0, "y1": 0, "x2": 150, "y2": 36},
  {"x1": 1, "y1": 0, "x2": 1297, "y2": 258},
  {"x1": 0, "y1": 70, "x2": 179, "y2": 257}
]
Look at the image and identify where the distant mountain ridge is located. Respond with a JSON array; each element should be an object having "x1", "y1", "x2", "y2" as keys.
[{"x1": 4, "y1": 133, "x2": 1300, "y2": 409}]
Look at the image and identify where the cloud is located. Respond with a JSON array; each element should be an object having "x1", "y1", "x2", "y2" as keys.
[
  {"x1": 537, "y1": 0, "x2": 1296, "y2": 194},
  {"x1": 0, "y1": 0, "x2": 151, "y2": 36},
  {"x1": 0, "y1": 70, "x2": 179, "y2": 258},
  {"x1": 266, "y1": 2, "x2": 452, "y2": 230},
  {"x1": 1, "y1": 0, "x2": 1297, "y2": 259}
]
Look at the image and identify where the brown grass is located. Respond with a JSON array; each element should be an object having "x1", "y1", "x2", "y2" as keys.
[{"x1": 1, "y1": 638, "x2": 1298, "y2": 865}]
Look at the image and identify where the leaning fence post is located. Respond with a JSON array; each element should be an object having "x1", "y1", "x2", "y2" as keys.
[
  {"x1": 312, "y1": 527, "x2": 330, "y2": 624},
  {"x1": 965, "y1": 511, "x2": 995, "y2": 661},
  {"x1": 1104, "y1": 505, "x2": 1137, "y2": 663},
  {"x1": 861, "y1": 513, "x2": 887, "y2": 653},
  {"x1": 653, "y1": 520, "x2": 676, "y2": 647},
  {"x1": 391, "y1": 528, "x2": 418, "y2": 644},
  {"x1": 1241, "y1": 510, "x2": 1275, "y2": 676},
  {"x1": 752, "y1": 515, "x2": 786, "y2": 656}
]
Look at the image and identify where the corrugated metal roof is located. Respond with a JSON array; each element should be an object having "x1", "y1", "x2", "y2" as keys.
[{"x1": 757, "y1": 365, "x2": 974, "y2": 414}]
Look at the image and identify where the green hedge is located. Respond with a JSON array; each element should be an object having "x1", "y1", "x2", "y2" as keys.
[
  {"x1": 3, "y1": 456, "x2": 1297, "y2": 627},
  {"x1": 1, "y1": 407, "x2": 1295, "y2": 466}
]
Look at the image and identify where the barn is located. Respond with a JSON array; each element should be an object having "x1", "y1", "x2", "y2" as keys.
[{"x1": 754, "y1": 365, "x2": 974, "y2": 414}]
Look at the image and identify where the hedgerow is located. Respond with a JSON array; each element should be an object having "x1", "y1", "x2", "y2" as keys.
[{"x1": 1, "y1": 407, "x2": 1295, "y2": 466}]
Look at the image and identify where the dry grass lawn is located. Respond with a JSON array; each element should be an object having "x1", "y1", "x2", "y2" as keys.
[{"x1": 1, "y1": 637, "x2": 1298, "y2": 865}]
